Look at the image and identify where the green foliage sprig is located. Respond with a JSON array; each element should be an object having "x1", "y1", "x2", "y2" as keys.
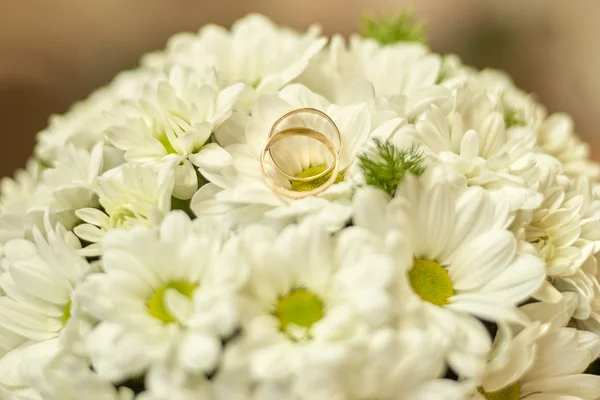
[{"x1": 358, "y1": 140, "x2": 426, "y2": 196}]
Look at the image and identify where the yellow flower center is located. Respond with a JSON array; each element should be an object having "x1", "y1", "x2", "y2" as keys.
[
  {"x1": 274, "y1": 288, "x2": 324, "y2": 332},
  {"x1": 478, "y1": 384, "x2": 520, "y2": 400},
  {"x1": 408, "y1": 259, "x2": 454, "y2": 306},
  {"x1": 147, "y1": 281, "x2": 197, "y2": 324},
  {"x1": 290, "y1": 165, "x2": 344, "y2": 192},
  {"x1": 62, "y1": 300, "x2": 72, "y2": 327}
]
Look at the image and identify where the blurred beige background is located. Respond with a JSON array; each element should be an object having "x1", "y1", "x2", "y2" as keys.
[{"x1": 1, "y1": 0, "x2": 599, "y2": 177}]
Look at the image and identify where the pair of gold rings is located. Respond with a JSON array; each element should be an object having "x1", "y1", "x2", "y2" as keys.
[{"x1": 260, "y1": 108, "x2": 343, "y2": 199}]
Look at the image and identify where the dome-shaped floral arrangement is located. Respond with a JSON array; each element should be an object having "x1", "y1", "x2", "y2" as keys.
[{"x1": 1, "y1": 13, "x2": 599, "y2": 400}]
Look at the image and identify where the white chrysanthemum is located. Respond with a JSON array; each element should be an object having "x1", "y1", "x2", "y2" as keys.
[
  {"x1": 397, "y1": 84, "x2": 546, "y2": 212},
  {"x1": 0, "y1": 160, "x2": 43, "y2": 264},
  {"x1": 29, "y1": 142, "x2": 104, "y2": 229},
  {"x1": 35, "y1": 69, "x2": 159, "y2": 164},
  {"x1": 539, "y1": 113, "x2": 600, "y2": 180},
  {"x1": 77, "y1": 212, "x2": 243, "y2": 382},
  {"x1": 233, "y1": 218, "x2": 395, "y2": 398},
  {"x1": 105, "y1": 67, "x2": 244, "y2": 199},
  {"x1": 297, "y1": 35, "x2": 453, "y2": 127},
  {"x1": 0, "y1": 159, "x2": 42, "y2": 215},
  {"x1": 74, "y1": 163, "x2": 175, "y2": 256},
  {"x1": 514, "y1": 168, "x2": 600, "y2": 311},
  {"x1": 0, "y1": 217, "x2": 91, "y2": 392},
  {"x1": 299, "y1": 35, "x2": 440, "y2": 101},
  {"x1": 438, "y1": 59, "x2": 547, "y2": 135},
  {"x1": 0, "y1": 144, "x2": 102, "y2": 267},
  {"x1": 353, "y1": 175, "x2": 546, "y2": 378},
  {"x1": 142, "y1": 14, "x2": 326, "y2": 95},
  {"x1": 191, "y1": 84, "x2": 403, "y2": 230},
  {"x1": 345, "y1": 327, "x2": 467, "y2": 400},
  {"x1": 475, "y1": 299, "x2": 600, "y2": 399}
]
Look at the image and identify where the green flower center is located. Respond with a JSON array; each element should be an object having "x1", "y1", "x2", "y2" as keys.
[
  {"x1": 290, "y1": 165, "x2": 344, "y2": 192},
  {"x1": 274, "y1": 288, "x2": 324, "y2": 332},
  {"x1": 110, "y1": 207, "x2": 139, "y2": 228},
  {"x1": 478, "y1": 384, "x2": 520, "y2": 400},
  {"x1": 62, "y1": 300, "x2": 72, "y2": 327},
  {"x1": 504, "y1": 108, "x2": 526, "y2": 128},
  {"x1": 408, "y1": 259, "x2": 454, "y2": 306},
  {"x1": 147, "y1": 281, "x2": 197, "y2": 324}
]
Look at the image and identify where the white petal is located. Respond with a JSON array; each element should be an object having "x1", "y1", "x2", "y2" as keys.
[
  {"x1": 74, "y1": 224, "x2": 105, "y2": 243},
  {"x1": 172, "y1": 160, "x2": 198, "y2": 200},
  {"x1": 177, "y1": 333, "x2": 222, "y2": 373},
  {"x1": 189, "y1": 143, "x2": 233, "y2": 169},
  {"x1": 351, "y1": 187, "x2": 391, "y2": 237},
  {"x1": 459, "y1": 129, "x2": 479, "y2": 159},
  {"x1": 449, "y1": 230, "x2": 516, "y2": 292},
  {"x1": 75, "y1": 208, "x2": 110, "y2": 227},
  {"x1": 477, "y1": 254, "x2": 546, "y2": 303}
]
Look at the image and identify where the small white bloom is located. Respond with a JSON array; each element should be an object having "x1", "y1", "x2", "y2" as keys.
[
  {"x1": 439, "y1": 61, "x2": 547, "y2": 135},
  {"x1": 346, "y1": 327, "x2": 467, "y2": 400},
  {"x1": 35, "y1": 68, "x2": 158, "y2": 164},
  {"x1": 539, "y1": 113, "x2": 600, "y2": 180},
  {"x1": 74, "y1": 163, "x2": 175, "y2": 256},
  {"x1": 29, "y1": 142, "x2": 104, "y2": 229},
  {"x1": 142, "y1": 14, "x2": 326, "y2": 94},
  {"x1": 396, "y1": 84, "x2": 545, "y2": 212},
  {"x1": 0, "y1": 216, "x2": 91, "y2": 392},
  {"x1": 353, "y1": 175, "x2": 546, "y2": 378},
  {"x1": 300, "y1": 35, "x2": 441, "y2": 101},
  {"x1": 0, "y1": 159, "x2": 42, "y2": 215},
  {"x1": 105, "y1": 67, "x2": 244, "y2": 199},
  {"x1": 77, "y1": 211, "x2": 243, "y2": 382},
  {"x1": 514, "y1": 169, "x2": 600, "y2": 312},
  {"x1": 235, "y1": 218, "x2": 395, "y2": 398},
  {"x1": 475, "y1": 299, "x2": 600, "y2": 399}
]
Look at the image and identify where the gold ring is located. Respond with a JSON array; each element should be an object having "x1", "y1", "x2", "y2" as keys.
[
  {"x1": 267, "y1": 108, "x2": 342, "y2": 181},
  {"x1": 260, "y1": 127, "x2": 340, "y2": 199}
]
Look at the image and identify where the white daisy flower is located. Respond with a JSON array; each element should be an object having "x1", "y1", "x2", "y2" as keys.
[
  {"x1": 191, "y1": 84, "x2": 403, "y2": 230},
  {"x1": 352, "y1": 175, "x2": 546, "y2": 378},
  {"x1": 142, "y1": 14, "x2": 326, "y2": 94},
  {"x1": 0, "y1": 160, "x2": 43, "y2": 265},
  {"x1": 539, "y1": 113, "x2": 600, "y2": 181},
  {"x1": 475, "y1": 300, "x2": 600, "y2": 399},
  {"x1": 346, "y1": 327, "x2": 467, "y2": 400},
  {"x1": 0, "y1": 144, "x2": 101, "y2": 267},
  {"x1": 0, "y1": 216, "x2": 91, "y2": 392},
  {"x1": 35, "y1": 68, "x2": 159, "y2": 164},
  {"x1": 299, "y1": 35, "x2": 441, "y2": 100},
  {"x1": 77, "y1": 211, "x2": 243, "y2": 382},
  {"x1": 438, "y1": 59, "x2": 547, "y2": 136},
  {"x1": 234, "y1": 218, "x2": 396, "y2": 398},
  {"x1": 297, "y1": 35, "x2": 452, "y2": 124},
  {"x1": 105, "y1": 67, "x2": 245, "y2": 199},
  {"x1": 396, "y1": 84, "x2": 545, "y2": 212},
  {"x1": 0, "y1": 159, "x2": 42, "y2": 215},
  {"x1": 516, "y1": 169, "x2": 600, "y2": 308},
  {"x1": 29, "y1": 142, "x2": 104, "y2": 230},
  {"x1": 74, "y1": 163, "x2": 175, "y2": 256}
]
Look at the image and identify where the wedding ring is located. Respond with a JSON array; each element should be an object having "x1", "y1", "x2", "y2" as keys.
[
  {"x1": 260, "y1": 108, "x2": 342, "y2": 199},
  {"x1": 267, "y1": 108, "x2": 342, "y2": 182}
]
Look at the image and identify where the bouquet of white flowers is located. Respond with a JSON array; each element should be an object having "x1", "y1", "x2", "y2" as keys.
[{"x1": 1, "y1": 12, "x2": 600, "y2": 400}]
